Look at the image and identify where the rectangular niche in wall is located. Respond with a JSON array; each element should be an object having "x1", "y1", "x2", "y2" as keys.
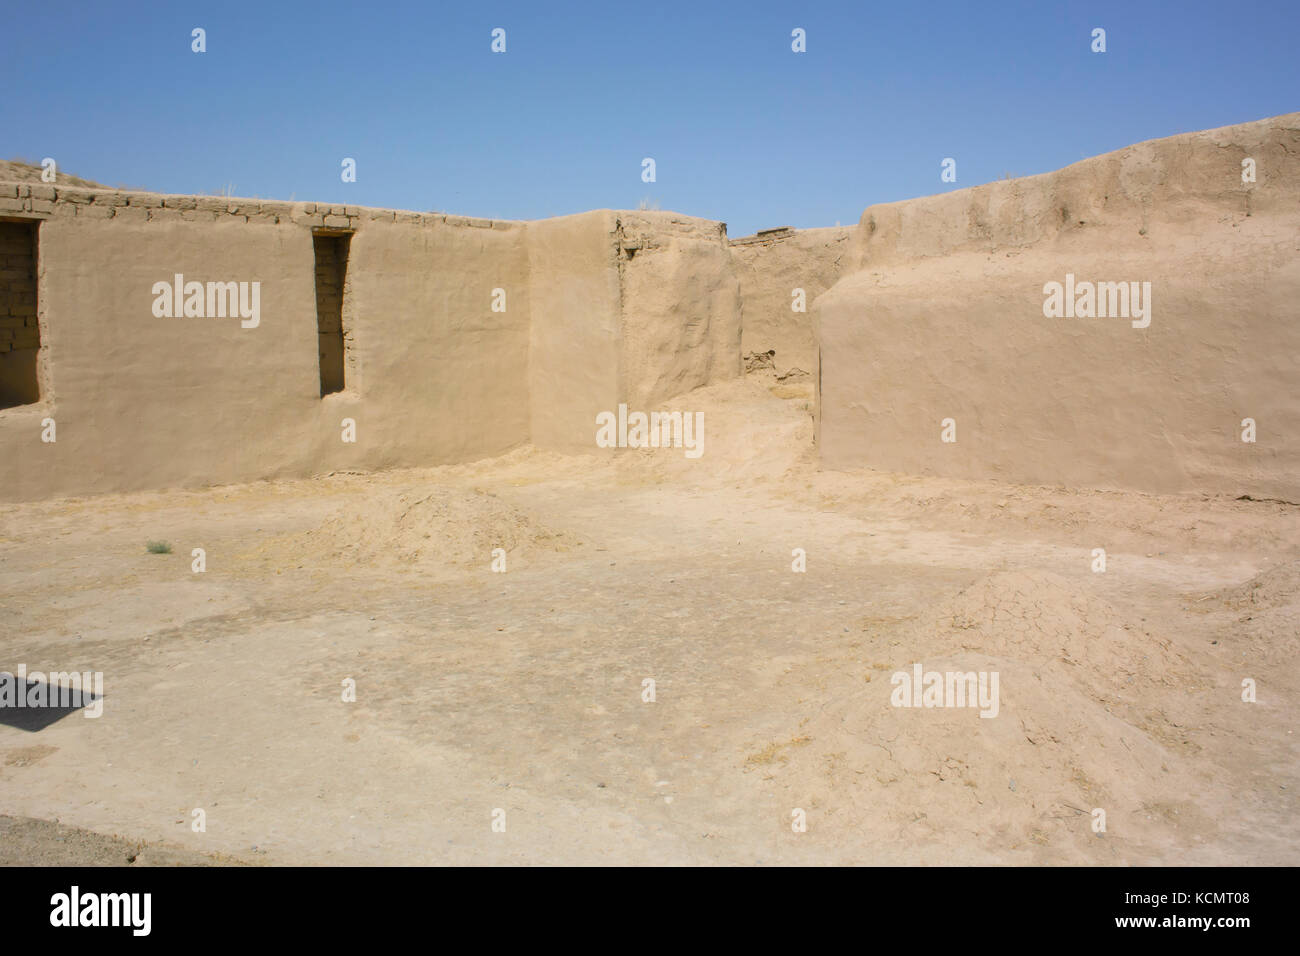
[
  {"x1": 0, "y1": 218, "x2": 41, "y2": 409},
  {"x1": 313, "y1": 230, "x2": 352, "y2": 396}
]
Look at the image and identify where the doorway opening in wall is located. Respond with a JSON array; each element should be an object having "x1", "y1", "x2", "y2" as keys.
[
  {"x1": 0, "y1": 218, "x2": 41, "y2": 410},
  {"x1": 313, "y1": 229, "x2": 352, "y2": 396}
]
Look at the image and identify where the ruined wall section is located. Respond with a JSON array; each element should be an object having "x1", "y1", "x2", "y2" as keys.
[
  {"x1": 815, "y1": 112, "x2": 1300, "y2": 498},
  {"x1": 0, "y1": 184, "x2": 531, "y2": 500},
  {"x1": 0, "y1": 186, "x2": 746, "y2": 498},
  {"x1": 526, "y1": 209, "x2": 742, "y2": 453},
  {"x1": 614, "y1": 211, "x2": 741, "y2": 411},
  {"x1": 729, "y1": 225, "x2": 856, "y2": 377},
  {"x1": 853, "y1": 113, "x2": 1299, "y2": 267}
]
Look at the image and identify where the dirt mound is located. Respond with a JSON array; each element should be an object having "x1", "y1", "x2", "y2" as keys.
[
  {"x1": 1204, "y1": 561, "x2": 1300, "y2": 670},
  {"x1": 902, "y1": 570, "x2": 1184, "y2": 684},
  {"x1": 746, "y1": 571, "x2": 1216, "y2": 862},
  {"x1": 897, "y1": 571, "x2": 1200, "y2": 744},
  {"x1": 612, "y1": 376, "x2": 815, "y2": 486},
  {"x1": 244, "y1": 486, "x2": 580, "y2": 573},
  {"x1": 1213, "y1": 560, "x2": 1300, "y2": 611},
  {"x1": 763, "y1": 655, "x2": 1209, "y2": 863},
  {"x1": 0, "y1": 815, "x2": 245, "y2": 866}
]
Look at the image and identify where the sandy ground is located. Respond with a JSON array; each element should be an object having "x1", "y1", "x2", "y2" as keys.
[{"x1": 1, "y1": 374, "x2": 1296, "y2": 865}]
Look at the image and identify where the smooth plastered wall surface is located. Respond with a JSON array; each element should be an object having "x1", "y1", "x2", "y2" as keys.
[
  {"x1": 815, "y1": 112, "x2": 1300, "y2": 498},
  {"x1": 343, "y1": 215, "x2": 531, "y2": 469},
  {"x1": 616, "y1": 212, "x2": 742, "y2": 411},
  {"x1": 526, "y1": 210, "x2": 623, "y2": 453}
]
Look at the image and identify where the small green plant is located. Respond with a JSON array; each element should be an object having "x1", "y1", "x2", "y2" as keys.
[{"x1": 146, "y1": 541, "x2": 172, "y2": 554}]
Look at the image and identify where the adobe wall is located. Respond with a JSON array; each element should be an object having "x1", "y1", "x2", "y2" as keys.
[
  {"x1": 0, "y1": 186, "x2": 534, "y2": 501},
  {"x1": 6, "y1": 111, "x2": 1293, "y2": 502},
  {"x1": 729, "y1": 225, "x2": 857, "y2": 377},
  {"x1": 339, "y1": 211, "x2": 533, "y2": 470},
  {"x1": 614, "y1": 211, "x2": 742, "y2": 410},
  {"x1": 0, "y1": 186, "x2": 741, "y2": 500},
  {"x1": 526, "y1": 209, "x2": 744, "y2": 452},
  {"x1": 527, "y1": 210, "x2": 622, "y2": 453},
  {"x1": 814, "y1": 112, "x2": 1300, "y2": 498}
]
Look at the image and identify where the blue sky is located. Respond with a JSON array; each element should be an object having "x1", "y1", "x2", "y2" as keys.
[{"x1": 2, "y1": 0, "x2": 1296, "y2": 237}]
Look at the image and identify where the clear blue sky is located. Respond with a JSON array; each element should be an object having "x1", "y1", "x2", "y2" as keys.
[{"x1": 3, "y1": 0, "x2": 1296, "y2": 237}]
